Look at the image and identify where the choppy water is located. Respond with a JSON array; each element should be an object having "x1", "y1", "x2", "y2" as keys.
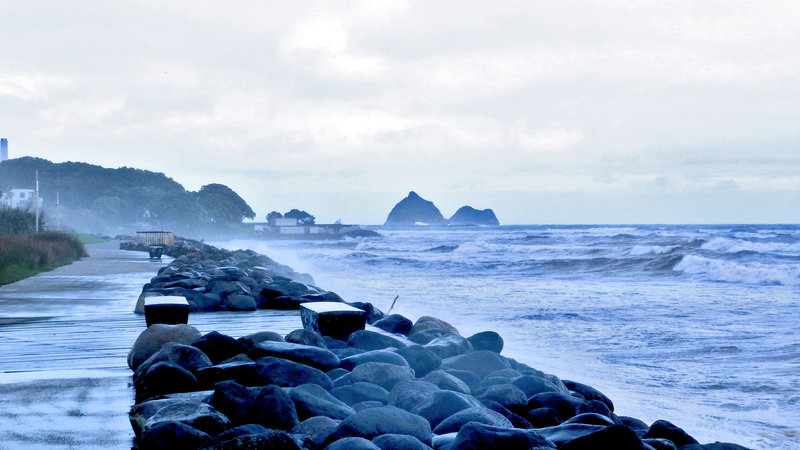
[{"x1": 217, "y1": 224, "x2": 800, "y2": 449}]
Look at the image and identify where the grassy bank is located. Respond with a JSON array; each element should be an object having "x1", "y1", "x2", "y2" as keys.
[{"x1": 0, "y1": 232, "x2": 88, "y2": 286}]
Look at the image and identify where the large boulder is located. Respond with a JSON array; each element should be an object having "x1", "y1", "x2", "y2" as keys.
[
  {"x1": 286, "y1": 329, "x2": 328, "y2": 348},
  {"x1": 372, "y1": 433, "x2": 433, "y2": 450},
  {"x1": 537, "y1": 424, "x2": 605, "y2": 447},
  {"x1": 642, "y1": 420, "x2": 699, "y2": 448},
  {"x1": 440, "y1": 350, "x2": 511, "y2": 380},
  {"x1": 475, "y1": 383, "x2": 528, "y2": 413},
  {"x1": 422, "y1": 370, "x2": 471, "y2": 395},
  {"x1": 450, "y1": 422, "x2": 554, "y2": 450},
  {"x1": 411, "y1": 390, "x2": 482, "y2": 428},
  {"x1": 205, "y1": 429, "x2": 303, "y2": 449},
  {"x1": 528, "y1": 392, "x2": 588, "y2": 421},
  {"x1": 466, "y1": 331, "x2": 503, "y2": 353},
  {"x1": 326, "y1": 437, "x2": 381, "y2": 450},
  {"x1": 341, "y1": 349, "x2": 410, "y2": 370},
  {"x1": 250, "y1": 341, "x2": 340, "y2": 371},
  {"x1": 424, "y1": 334, "x2": 472, "y2": 359},
  {"x1": 331, "y1": 382, "x2": 390, "y2": 406},
  {"x1": 289, "y1": 383, "x2": 355, "y2": 420},
  {"x1": 211, "y1": 381, "x2": 260, "y2": 424},
  {"x1": 246, "y1": 384, "x2": 300, "y2": 430},
  {"x1": 192, "y1": 331, "x2": 249, "y2": 365},
  {"x1": 137, "y1": 399, "x2": 232, "y2": 438},
  {"x1": 128, "y1": 324, "x2": 202, "y2": 371},
  {"x1": 395, "y1": 345, "x2": 441, "y2": 378},
  {"x1": 384, "y1": 191, "x2": 447, "y2": 226},
  {"x1": 133, "y1": 343, "x2": 213, "y2": 385},
  {"x1": 372, "y1": 314, "x2": 413, "y2": 335},
  {"x1": 409, "y1": 316, "x2": 460, "y2": 336},
  {"x1": 139, "y1": 421, "x2": 210, "y2": 449},
  {"x1": 558, "y1": 424, "x2": 646, "y2": 449},
  {"x1": 563, "y1": 380, "x2": 614, "y2": 412},
  {"x1": 348, "y1": 330, "x2": 407, "y2": 351},
  {"x1": 324, "y1": 405, "x2": 433, "y2": 446},
  {"x1": 432, "y1": 406, "x2": 513, "y2": 434},
  {"x1": 136, "y1": 361, "x2": 200, "y2": 401},
  {"x1": 351, "y1": 362, "x2": 415, "y2": 391},
  {"x1": 511, "y1": 374, "x2": 562, "y2": 398},
  {"x1": 389, "y1": 380, "x2": 440, "y2": 412},
  {"x1": 291, "y1": 416, "x2": 341, "y2": 448},
  {"x1": 248, "y1": 357, "x2": 334, "y2": 390}
]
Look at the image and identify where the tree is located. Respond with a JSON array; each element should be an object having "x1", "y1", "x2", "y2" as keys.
[
  {"x1": 195, "y1": 183, "x2": 256, "y2": 227},
  {"x1": 284, "y1": 209, "x2": 315, "y2": 225},
  {"x1": 266, "y1": 211, "x2": 283, "y2": 223}
]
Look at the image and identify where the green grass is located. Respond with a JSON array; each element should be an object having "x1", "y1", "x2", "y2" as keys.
[
  {"x1": 0, "y1": 232, "x2": 88, "y2": 286},
  {"x1": 76, "y1": 234, "x2": 107, "y2": 245}
]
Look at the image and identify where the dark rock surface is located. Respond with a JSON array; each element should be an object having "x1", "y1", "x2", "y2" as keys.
[
  {"x1": 448, "y1": 205, "x2": 500, "y2": 226},
  {"x1": 384, "y1": 191, "x2": 447, "y2": 226}
]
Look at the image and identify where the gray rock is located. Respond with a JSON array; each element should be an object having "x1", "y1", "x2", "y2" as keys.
[
  {"x1": 537, "y1": 424, "x2": 605, "y2": 447},
  {"x1": 141, "y1": 400, "x2": 232, "y2": 438},
  {"x1": 480, "y1": 399, "x2": 533, "y2": 429},
  {"x1": 441, "y1": 369, "x2": 481, "y2": 393},
  {"x1": 326, "y1": 436, "x2": 381, "y2": 450},
  {"x1": 511, "y1": 374, "x2": 562, "y2": 398},
  {"x1": 348, "y1": 330, "x2": 407, "y2": 351},
  {"x1": 286, "y1": 329, "x2": 328, "y2": 348},
  {"x1": 563, "y1": 380, "x2": 614, "y2": 412},
  {"x1": 475, "y1": 383, "x2": 528, "y2": 412},
  {"x1": 291, "y1": 416, "x2": 341, "y2": 448},
  {"x1": 410, "y1": 316, "x2": 460, "y2": 336},
  {"x1": 205, "y1": 424, "x2": 268, "y2": 447},
  {"x1": 424, "y1": 334, "x2": 472, "y2": 359},
  {"x1": 643, "y1": 438, "x2": 678, "y2": 450},
  {"x1": 192, "y1": 331, "x2": 249, "y2": 365},
  {"x1": 327, "y1": 368, "x2": 350, "y2": 380},
  {"x1": 411, "y1": 389, "x2": 482, "y2": 428},
  {"x1": 211, "y1": 381, "x2": 260, "y2": 424},
  {"x1": 528, "y1": 392, "x2": 588, "y2": 421},
  {"x1": 395, "y1": 345, "x2": 441, "y2": 378},
  {"x1": 559, "y1": 424, "x2": 646, "y2": 450},
  {"x1": 564, "y1": 412, "x2": 616, "y2": 426},
  {"x1": 252, "y1": 357, "x2": 334, "y2": 390},
  {"x1": 134, "y1": 342, "x2": 213, "y2": 385},
  {"x1": 433, "y1": 406, "x2": 513, "y2": 434},
  {"x1": 139, "y1": 421, "x2": 209, "y2": 449},
  {"x1": 440, "y1": 350, "x2": 511, "y2": 380},
  {"x1": 240, "y1": 330, "x2": 284, "y2": 345},
  {"x1": 407, "y1": 329, "x2": 452, "y2": 345},
  {"x1": 372, "y1": 314, "x2": 413, "y2": 335},
  {"x1": 351, "y1": 362, "x2": 415, "y2": 391},
  {"x1": 223, "y1": 294, "x2": 257, "y2": 311},
  {"x1": 389, "y1": 380, "x2": 440, "y2": 412},
  {"x1": 372, "y1": 433, "x2": 433, "y2": 450},
  {"x1": 205, "y1": 429, "x2": 303, "y2": 449},
  {"x1": 642, "y1": 420, "x2": 699, "y2": 448},
  {"x1": 352, "y1": 401, "x2": 386, "y2": 411},
  {"x1": 324, "y1": 405, "x2": 433, "y2": 446},
  {"x1": 451, "y1": 422, "x2": 555, "y2": 450},
  {"x1": 250, "y1": 341, "x2": 340, "y2": 371},
  {"x1": 466, "y1": 331, "x2": 504, "y2": 353},
  {"x1": 247, "y1": 384, "x2": 299, "y2": 430},
  {"x1": 331, "y1": 382, "x2": 390, "y2": 406},
  {"x1": 341, "y1": 349, "x2": 410, "y2": 370},
  {"x1": 289, "y1": 383, "x2": 356, "y2": 420},
  {"x1": 128, "y1": 324, "x2": 202, "y2": 371},
  {"x1": 136, "y1": 361, "x2": 200, "y2": 401},
  {"x1": 422, "y1": 370, "x2": 471, "y2": 395}
]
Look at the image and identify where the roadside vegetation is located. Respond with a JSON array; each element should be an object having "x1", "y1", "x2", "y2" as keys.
[{"x1": 0, "y1": 207, "x2": 87, "y2": 286}]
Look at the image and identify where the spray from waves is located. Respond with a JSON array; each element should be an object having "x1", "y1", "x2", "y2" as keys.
[
  {"x1": 701, "y1": 237, "x2": 800, "y2": 254},
  {"x1": 629, "y1": 245, "x2": 679, "y2": 256},
  {"x1": 674, "y1": 255, "x2": 800, "y2": 286}
]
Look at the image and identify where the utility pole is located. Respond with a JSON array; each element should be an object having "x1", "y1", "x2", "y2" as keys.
[{"x1": 35, "y1": 169, "x2": 40, "y2": 232}]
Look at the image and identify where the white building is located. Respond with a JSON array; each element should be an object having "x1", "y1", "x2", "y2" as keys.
[{"x1": 0, "y1": 189, "x2": 43, "y2": 210}]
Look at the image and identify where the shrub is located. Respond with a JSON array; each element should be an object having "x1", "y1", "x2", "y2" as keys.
[{"x1": 0, "y1": 231, "x2": 87, "y2": 285}]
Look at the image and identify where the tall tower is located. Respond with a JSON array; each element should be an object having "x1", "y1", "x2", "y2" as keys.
[{"x1": 0, "y1": 138, "x2": 7, "y2": 162}]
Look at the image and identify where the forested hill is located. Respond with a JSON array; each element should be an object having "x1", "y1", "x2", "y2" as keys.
[{"x1": 0, "y1": 157, "x2": 255, "y2": 234}]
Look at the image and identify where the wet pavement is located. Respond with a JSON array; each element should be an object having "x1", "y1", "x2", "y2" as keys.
[{"x1": 0, "y1": 241, "x2": 302, "y2": 449}]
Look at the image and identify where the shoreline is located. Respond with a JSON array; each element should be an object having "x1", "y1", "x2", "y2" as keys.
[{"x1": 127, "y1": 238, "x2": 752, "y2": 449}]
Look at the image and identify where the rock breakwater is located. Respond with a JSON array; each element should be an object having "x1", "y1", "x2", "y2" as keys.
[{"x1": 125, "y1": 241, "x2": 750, "y2": 449}]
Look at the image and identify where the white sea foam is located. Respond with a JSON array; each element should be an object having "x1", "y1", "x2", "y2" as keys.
[
  {"x1": 701, "y1": 237, "x2": 800, "y2": 254},
  {"x1": 674, "y1": 255, "x2": 800, "y2": 286},
  {"x1": 629, "y1": 245, "x2": 677, "y2": 256}
]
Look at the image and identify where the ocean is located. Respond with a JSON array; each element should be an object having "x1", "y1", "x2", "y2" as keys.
[{"x1": 216, "y1": 224, "x2": 799, "y2": 449}]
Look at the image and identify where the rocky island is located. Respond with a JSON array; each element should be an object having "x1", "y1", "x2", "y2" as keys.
[
  {"x1": 125, "y1": 240, "x2": 748, "y2": 450},
  {"x1": 384, "y1": 192, "x2": 448, "y2": 226},
  {"x1": 448, "y1": 206, "x2": 500, "y2": 226}
]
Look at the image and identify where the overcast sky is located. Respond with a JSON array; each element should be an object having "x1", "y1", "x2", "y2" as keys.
[{"x1": 1, "y1": 1, "x2": 798, "y2": 224}]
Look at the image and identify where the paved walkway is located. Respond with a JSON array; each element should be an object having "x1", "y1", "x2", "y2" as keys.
[{"x1": 0, "y1": 241, "x2": 301, "y2": 449}]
